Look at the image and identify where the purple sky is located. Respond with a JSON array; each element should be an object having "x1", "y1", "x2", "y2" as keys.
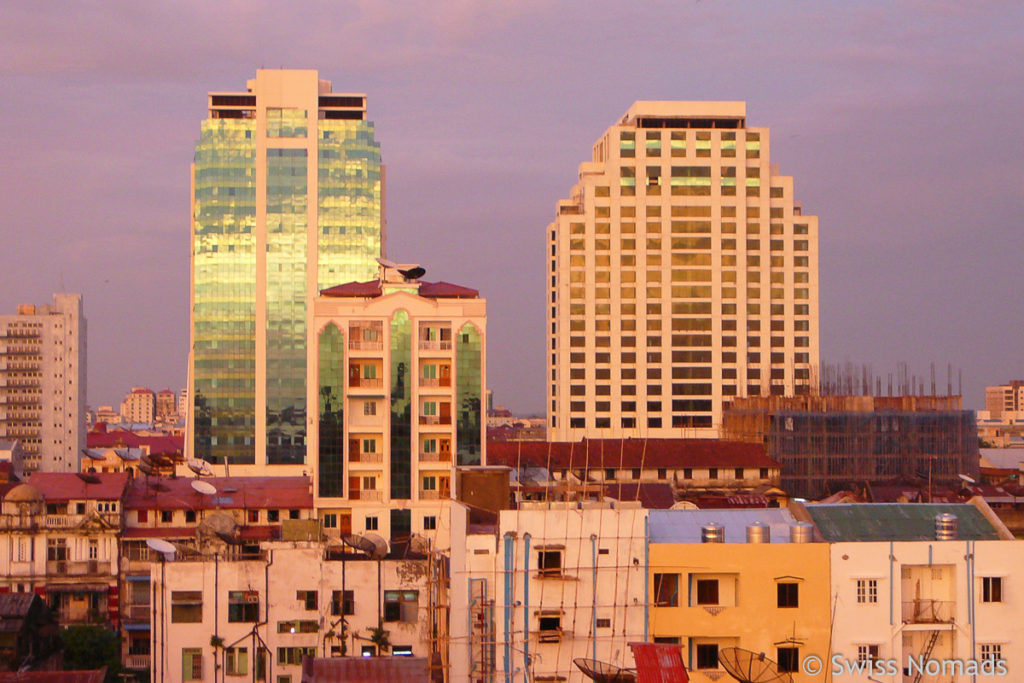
[{"x1": 1, "y1": 1, "x2": 1022, "y2": 414}]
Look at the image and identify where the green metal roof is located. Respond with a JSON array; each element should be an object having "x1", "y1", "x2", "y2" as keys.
[{"x1": 806, "y1": 504, "x2": 1000, "y2": 542}]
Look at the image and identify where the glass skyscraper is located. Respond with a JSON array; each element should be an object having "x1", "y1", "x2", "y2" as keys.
[{"x1": 190, "y1": 70, "x2": 382, "y2": 467}]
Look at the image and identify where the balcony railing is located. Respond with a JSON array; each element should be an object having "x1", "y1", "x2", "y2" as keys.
[
  {"x1": 418, "y1": 340, "x2": 452, "y2": 351},
  {"x1": 125, "y1": 655, "x2": 151, "y2": 670},
  {"x1": 0, "y1": 513, "x2": 120, "y2": 530},
  {"x1": 349, "y1": 377, "x2": 383, "y2": 389},
  {"x1": 902, "y1": 599, "x2": 954, "y2": 624},
  {"x1": 349, "y1": 451, "x2": 383, "y2": 463},
  {"x1": 123, "y1": 604, "x2": 152, "y2": 621},
  {"x1": 348, "y1": 339, "x2": 383, "y2": 351},
  {"x1": 351, "y1": 490, "x2": 383, "y2": 502},
  {"x1": 46, "y1": 560, "x2": 111, "y2": 576},
  {"x1": 419, "y1": 415, "x2": 452, "y2": 425},
  {"x1": 418, "y1": 452, "x2": 451, "y2": 463}
]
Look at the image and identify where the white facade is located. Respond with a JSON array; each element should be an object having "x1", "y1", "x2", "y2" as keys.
[
  {"x1": 0, "y1": 293, "x2": 86, "y2": 472},
  {"x1": 829, "y1": 538, "x2": 1023, "y2": 681},
  {"x1": 451, "y1": 504, "x2": 648, "y2": 682},
  {"x1": 547, "y1": 102, "x2": 819, "y2": 440},
  {"x1": 121, "y1": 387, "x2": 156, "y2": 424},
  {"x1": 151, "y1": 543, "x2": 440, "y2": 681}
]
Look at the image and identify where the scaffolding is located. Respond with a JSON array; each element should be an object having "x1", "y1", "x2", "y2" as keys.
[{"x1": 722, "y1": 395, "x2": 980, "y2": 499}]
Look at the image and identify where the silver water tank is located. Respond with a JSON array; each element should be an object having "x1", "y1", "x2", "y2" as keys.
[
  {"x1": 746, "y1": 522, "x2": 771, "y2": 543},
  {"x1": 701, "y1": 522, "x2": 725, "y2": 543},
  {"x1": 790, "y1": 522, "x2": 814, "y2": 543},
  {"x1": 935, "y1": 513, "x2": 958, "y2": 540}
]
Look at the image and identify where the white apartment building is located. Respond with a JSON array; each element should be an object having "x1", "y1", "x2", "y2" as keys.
[
  {"x1": 805, "y1": 501, "x2": 1022, "y2": 681},
  {"x1": 547, "y1": 102, "x2": 819, "y2": 440},
  {"x1": 151, "y1": 542, "x2": 441, "y2": 682},
  {"x1": 121, "y1": 386, "x2": 156, "y2": 424},
  {"x1": 310, "y1": 260, "x2": 486, "y2": 550},
  {"x1": 0, "y1": 293, "x2": 86, "y2": 472},
  {"x1": 450, "y1": 503, "x2": 648, "y2": 683}
]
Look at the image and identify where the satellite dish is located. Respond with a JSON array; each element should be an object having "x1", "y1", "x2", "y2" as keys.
[
  {"x1": 398, "y1": 266, "x2": 426, "y2": 280},
  {"x1": 138, "y1": 461, "x2": 155, "y2": 476},
  {"x1": 145, "y1": 538, "x2": 177, "y2": 555},
  {"x1": 573, "y1": 659, "x2": 637, "y2": 683},
  {"x1": 718, "y1": 647, "x2": 794, "y2": 683},
  {"x1": 215, "y1": 531, "x2": 245, "y2": 546},
  {"x1": 409, "y1": 533, "x2": 430, "y2": 556},
  {"x1": 198, "y1": 512, "x2": 238, "y2": 541},
  {"x1": 188, "y1": 459, "x2": 214, "y2": 476},
  {"x1": 76, "y1": 472, "x2": 101, "y2": 484},
  {"x1": 191, "y1": 480, "x2": 217, "y2": 496},
  {"x1": 342, "y1": 533, "x2": 389, "y2": 560},
  {"x1": 958, "y1": 474, "x2": 977, "y2": 485},
  {"x1": 375, "y1": 257, "x2": 398, "y2": 269}
]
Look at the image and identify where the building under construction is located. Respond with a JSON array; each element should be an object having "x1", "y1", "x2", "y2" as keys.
[{"x1": 722, "y1": 395, "x2": 980, "y2": 499}]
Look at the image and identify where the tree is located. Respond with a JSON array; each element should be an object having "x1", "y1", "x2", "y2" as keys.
[{"x1": 60, "y1": 625, "x2": 122, "y2": 682}]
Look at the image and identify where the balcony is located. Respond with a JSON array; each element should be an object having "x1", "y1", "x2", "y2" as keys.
[
  {"x1": 348, "y1": 451, "x2": 383, "y2": 464},
  {"x1": 350, "y1": 490, "x2": 382, "y2": 502},
  {"x1": 419, "y1": 415, "x2": 452, "y2": 426},
  {"x1": 418, "y1": 451, "x2": 451, "y2": 463},
  {"x1": 123, "y1": 604, "x2": 152, "y2": 622},
  {"x1": 0, "y1": 513, "x2": 120, "y2": 530},
  {"x1": 902, "y1": 599, "x2": 954, "y2": 624},
  {"x1": 125, "y1": 655, "x2": 151, "y2": 671},
  {"x1": 46, "y1": 560, "x2": 112, "y2": 576},
  {"x1": 418, "y1": 339, "x2": 452, "y2": 352},
  {"x1": 349, "y1": 377, "x2": 383, "y2": 390},
  {"x1": 348, "y1": 338, "x2": 383, "y2": 351}
]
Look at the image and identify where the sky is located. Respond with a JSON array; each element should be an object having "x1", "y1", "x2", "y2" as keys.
[{"x1": 1, "y1": 0, "x2": 1022, "y2": 414}]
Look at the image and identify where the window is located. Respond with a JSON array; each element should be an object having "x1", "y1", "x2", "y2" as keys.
[
  {"x1": 538, "y1": 614, "x2": 562, "y2": 641},
  {"x1": 537, "y1": 550, "x2": 562, "y2": 577},
  {"x1": 777, "y1": 583, "x2": 799, "y2": 608},
  {"x1": 268, "y1": 510, "x2": 280, "y2": 522},
  {"x1": 365, "y1": 516, "x2": 378, "y2": 531},
  {"x1": 248, "y1": 509, "x2": 259, "y2": 524},
  {"x1": 980, "y1": 644, "x2": 1002, "y2": 662},
  {"x1": 88, "y1": 540, "x2": 98, "y2": 560},
  {"x1": 383, "y1": 590, "x2": 418, "y2": 622},
  {"x1": 226, "y1": 647, "x2": 248, "y2": 676},
  {"x1": 423, "y1": 516, "x2": 436, "y2": 530},
  {"x1": 856, "y1": 579, "x2": 878, "y2": 604},
  {"x1": 277, "y1": 620, "x2": 318, "y2": 634},
  {"x1": 297, "y1": 590, "x2": 317, "y2": 610},
  {"x1": 331, "y1": 590, "x2": 354, "y2": 616},
  {"x1": 982, "y1": 577, "x2": 1003, "y2": 603},
  {"x1": 323, "y1": 513, "x2": 337, "y2": 528},
  {"x1": 777, "y1": 648, "x2": 799, "y2": 673},
  {"x1": 695, "y1": 644, "x2": 718, "y2": 669},
  {"x1": 696, "y1": 579, "x2": 719, "y2": 605},
  {"x1": 172, "y1": 591, "x2": 203, "y2": 623},
  {"x1": 734, "y1": 467, "x2": 744, "y2": 480},
  {"x1": 654, "y1": 574, "x2": 679, "y2": 606},
  {"x1": 228, "y1": 591, "x2": 260, "y2": 623},
  {"x1": 393, "y1": 645, "x2": 413, "y2": 656},
  {"x1": 363, "y1": 401, "x2": 376, "y2": 416},
  {"x1": 183, "y1": 648, "x2": 203, "y2": 680},
  {"x1": 161, "y1": 510, "x2": 173, "y2": 524},
  {"x1": 857, "y1": 645, "x2": 879, "y2": 663},
  {"x1": 277, "y1": 647, "x2": 316, "y2": 666},
  {"x1": 596, "y1": 618, "x2": 611, "y2": 628},
  {"x1": 186, "y1": 510, "x2": 197, "y2": 523}
]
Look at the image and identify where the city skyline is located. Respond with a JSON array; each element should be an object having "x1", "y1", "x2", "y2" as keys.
[{"x1": 2, "y1": 2, "x2": 1022, "y2": 413}]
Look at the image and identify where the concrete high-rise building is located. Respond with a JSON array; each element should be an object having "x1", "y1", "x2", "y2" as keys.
[
  {"x1": 311, "y1": 260, "x2": 486, "y2": 548},
  {"x1": 155, "y1": 388, "x2": 177, "y2": 422},
  {"x1": 985, "y1": 381, "x2": 1024, "y2": 420},
  {"x1": 188, "y1": 70, "x2": 383, "y2": 470},
  {"x1": 547, "y1": 102, "x2": 819, "y2": 440},
  {"x1": 120, "y1": 386, "x2": 155, "y2": 424},
  {"x1": 0, "y1": 294, "x2": 86, "y2": 472}
]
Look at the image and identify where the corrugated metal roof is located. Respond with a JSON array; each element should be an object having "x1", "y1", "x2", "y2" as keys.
[
  {"x1": 27, "y1": 472, "x2": 129, "y2": 502},
  {"x1": 649, "y1": 508, "x2": 798, "y2": 543},
  {"x1": 300, "y1": 656, "x2": 430, "y2": 682},
  {"x1": 805, "y1": 503, "x2": 1001, "y2": 542},
  {"x1": 488, "y1": 438, "x2": 779, "y2": 469},
  {"x1": 0, "y1": 671, "x2": 106, "y2": 683},
  {"x1": 123, "y1": 476, "x2": 312, "y2": 511}
]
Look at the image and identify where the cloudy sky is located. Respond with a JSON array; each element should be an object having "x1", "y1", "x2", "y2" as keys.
[{"x1": 1, "y1": 0, "x2": 1021, "y2": 413}]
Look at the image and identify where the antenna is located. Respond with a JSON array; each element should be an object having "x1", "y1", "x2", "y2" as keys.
[{"x1": 718, "y1": 647, "x2": 794, "y2": 683}]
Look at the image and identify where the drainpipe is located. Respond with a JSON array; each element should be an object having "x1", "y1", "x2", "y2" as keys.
[
  {"x1": 590, "y1": 534, "x2": 598, "y2": 661},
  {"x1": 523, "y1": 533, "x2": 531, "y2": 679},
  {"x1": 968, "y1": 540, "x2": 976, "y2": 683},
  {"x1": 888, "y1": 541, "x2": 894, "y2": 627},
  {"x1": 502, "y1": 533, "x2": 514, "y2": 683},
  {"x1": 643, "y1": 515, "x2": 650, "y2": 641},
  {"x1": 265, "y1": 549, "x2": 274, "y2": 683}
]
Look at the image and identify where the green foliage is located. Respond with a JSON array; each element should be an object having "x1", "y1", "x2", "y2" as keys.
[
  {"x1": 368, "y1": 622, "x2": 390, "y2": 654},
  {"x1": 59, "y1": 625, "x2": 122, "y2": 682}
]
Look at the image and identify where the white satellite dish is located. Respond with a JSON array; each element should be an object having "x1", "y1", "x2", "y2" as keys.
[
  {"x1": 958, "y1": 474, "x2": 977, "y2": 485},
  {"x1": 145, "y1": 538, "x2": 176, "y2": 555},
  {"x1": 191, "y1": 480, "x2": 217, "y2": 496},
  {"x1": 375, "y1": 257, "x2": 398, "y2": 268},
  {"x1": 188, "y1": 459, "x2": 214, "y2": 476}
]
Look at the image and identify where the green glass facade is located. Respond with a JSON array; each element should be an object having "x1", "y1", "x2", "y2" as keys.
[
  {"x1": 192, "y1": 80, "x2": 381, "y2": 466},
  {"x1": 456, "y1": 323, "x2": 482, "y2": 466},
  {"x1": 389, "y1": 310, "x2": 412, "y2": 499},
  {"x1": 192, "y1": 119, "x2": 257, "y2": 464},
  {"x1": 318, "y1": 324, "x2": 345, "y2": 497}
]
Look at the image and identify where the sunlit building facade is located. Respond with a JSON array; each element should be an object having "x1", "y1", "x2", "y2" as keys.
[
  {"x1": 189, "y1": 69, "x2": 383, "y2": 469},
  {"x1": 547, "y1": 102, "x2": 819, "y2": 440},
  {"x1": 311, "y1": 261, "x2": 486, "y2": 549}
]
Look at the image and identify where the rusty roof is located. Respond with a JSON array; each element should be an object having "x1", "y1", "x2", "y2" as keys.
[
  {"x1": 123, "y1": 476, "x2": 312, "y2": 511},
  {"x1": 301, "y1": 656, "x2": 430, "y2": 682},
  {"x1": 26, "y1": 472, "x2": 129, "y2": 502},
  {"x1": 487, "y1": 438, "x2": 778, "y2": 470},
  {"x1": 0, "y1": 672, "x2": 106, "y2": 683}
]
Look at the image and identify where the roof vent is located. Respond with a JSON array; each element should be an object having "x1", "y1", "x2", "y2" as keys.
[
  {"x1": 935, "y1": 513, "x2": 958, "y2": 540},
  {"x1": 746, "y1": 522, "x2": 770, "y2": 544},
  {"x1": 790, "y1": 522, "x2": 814, "y2": 544},
  {"x1": 701, "y1": 523, "x2": 725, "y2": 543}
]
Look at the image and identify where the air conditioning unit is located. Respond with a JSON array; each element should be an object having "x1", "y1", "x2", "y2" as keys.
[{"x1": 244, "y1": 591, "x2": 259, "y2": 604}]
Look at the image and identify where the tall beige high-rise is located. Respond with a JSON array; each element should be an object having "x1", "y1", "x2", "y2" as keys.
[{"x1": 547, "y1": 102, "x2": 819, "y2": 440}]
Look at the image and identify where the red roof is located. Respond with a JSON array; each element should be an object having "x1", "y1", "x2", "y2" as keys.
[
  {"x1": 487, "y1": 438, "x2": 778, "y2": 469},
  {"x1": 0, "y1": 673, "x2": 106, "y2": 683},
  {"x1": 122, "y1": 525, "x2": 282, "y2": 540},
  {"x1": 320, "y1": 280, "x2": 478, "y2": 299},
  {"x1": 301, "y1": 657, "x2": 429, "y2": 682},
  {"x1": 26, "y1": 472, "x2": 130, "y2": 502},
  {"x1": 87, "y1": 427, "x2": 183, "y2": 455},
  {"x1": 123, "y1": 476, "x2": 312, "y2": 511},
  {"x1": 604, "y1": 483, "x2": 676, "y2": 509}
]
